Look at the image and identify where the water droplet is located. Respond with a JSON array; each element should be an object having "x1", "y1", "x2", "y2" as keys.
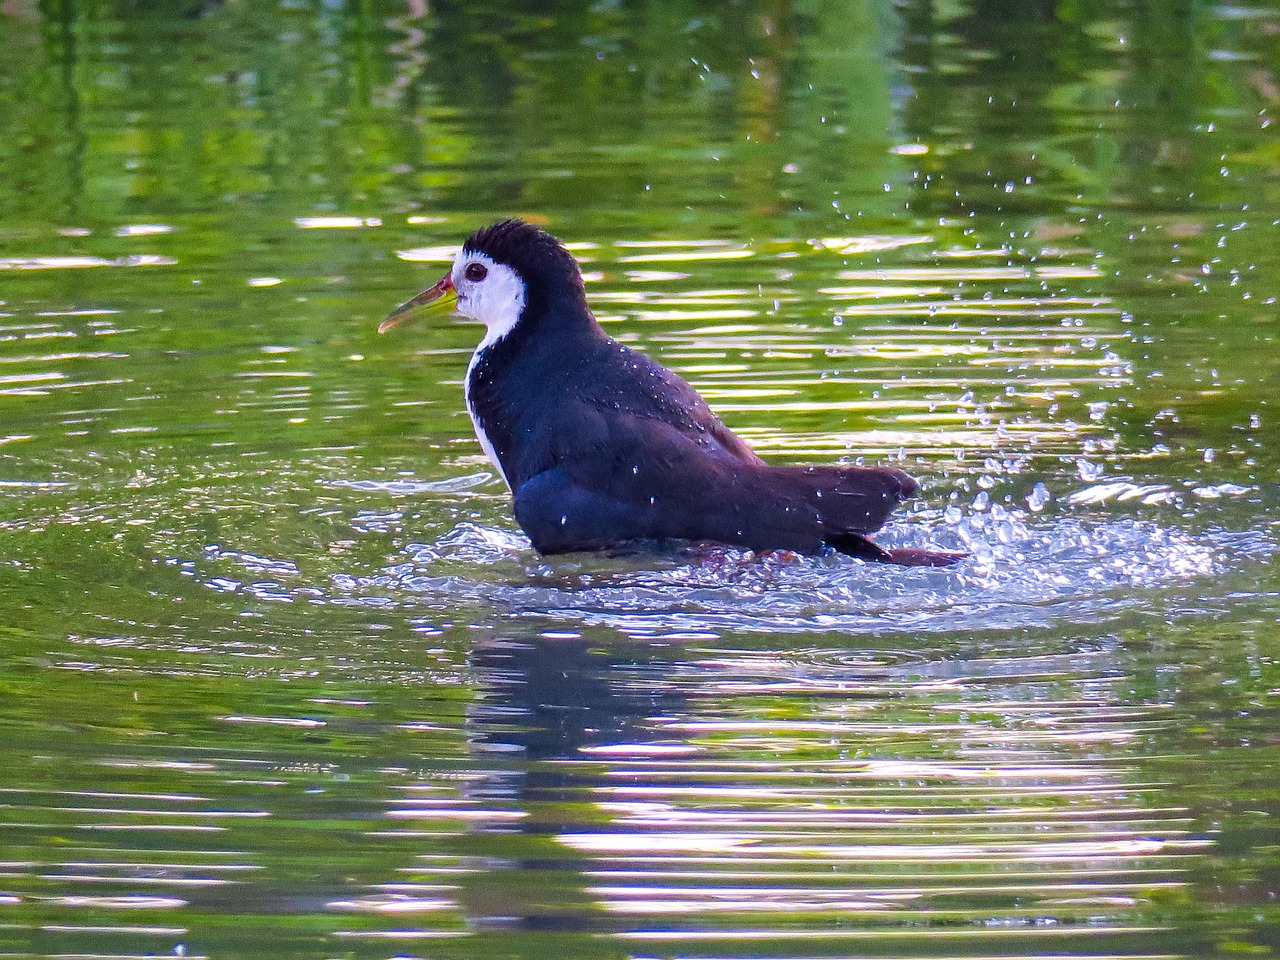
[
  {"x1": 1027, "y1": 482, "x2": 1051, "y2": 512},
  {"x1": 1076, "y1": 459, "x2": 1105, "y2": 481}
]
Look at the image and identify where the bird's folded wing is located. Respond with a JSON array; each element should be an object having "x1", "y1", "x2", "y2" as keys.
[{"x1": 512, "y1": 401, "x2": 824, "y2": 553}]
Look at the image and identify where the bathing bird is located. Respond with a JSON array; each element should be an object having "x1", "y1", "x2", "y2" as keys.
[{"x1": 381, "y1": 219, "x2": 961, "y2": 566}]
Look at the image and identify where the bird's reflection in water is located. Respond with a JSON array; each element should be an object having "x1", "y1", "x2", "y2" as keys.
[{"x1": 453, "y1": 629, "x2": 683, "y2": 936}]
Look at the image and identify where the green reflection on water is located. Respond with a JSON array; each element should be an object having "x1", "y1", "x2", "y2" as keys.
[{"x1": 0, "y1": 1, "x2": 1277, "y2": 958}]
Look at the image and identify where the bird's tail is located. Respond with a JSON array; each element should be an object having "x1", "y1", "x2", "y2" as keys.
[
  {"x1": 767, "y1": 463, "x2": 918, "y2": 532},
  {"x1": 775, "y1": 464, "x2": 965, "y2": 566},
  {"x1": 826, "y1": 530, "x2": 966, "y2": 567}
]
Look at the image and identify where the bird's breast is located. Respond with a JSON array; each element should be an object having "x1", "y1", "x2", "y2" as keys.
[{"x1": 464, "y1": 345, "x2": 514, "y2": 489}]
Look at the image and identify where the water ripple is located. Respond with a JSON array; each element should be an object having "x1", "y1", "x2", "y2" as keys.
[{"x1": 191, "y1": 505, "x2": 1276, "y2": 636}]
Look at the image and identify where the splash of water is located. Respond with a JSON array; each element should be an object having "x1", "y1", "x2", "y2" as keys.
[{"x1": 223, "y1": 501, "x2": 1275, "y2": 635}]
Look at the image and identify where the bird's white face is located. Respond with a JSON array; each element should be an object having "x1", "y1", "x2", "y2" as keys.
[{"x1": 451, "y1": 250, "x2": 527, "y2": 350}]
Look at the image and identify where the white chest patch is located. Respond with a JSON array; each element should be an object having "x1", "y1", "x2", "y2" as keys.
[{"x1": 453, "y1": 251, "x2": 526, "y2": 491}]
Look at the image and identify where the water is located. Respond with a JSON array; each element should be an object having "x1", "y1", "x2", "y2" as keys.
[{"x1": 1, "y1": 1, "x2": 1279, "y2": 958}]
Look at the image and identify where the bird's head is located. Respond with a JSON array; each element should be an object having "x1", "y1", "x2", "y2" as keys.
[{"x1": 380, "y1": 219, "x2": 589, "y2": 347}]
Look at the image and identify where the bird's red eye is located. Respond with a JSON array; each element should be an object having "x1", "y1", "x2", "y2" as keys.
[{"x1": 464, "y1": 262, "x2": 488, "y2": 282}]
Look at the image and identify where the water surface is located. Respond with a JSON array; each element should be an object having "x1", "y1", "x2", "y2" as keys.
[{"x1": 1, "y1": 2, "x2": 1278, "y2": 958}]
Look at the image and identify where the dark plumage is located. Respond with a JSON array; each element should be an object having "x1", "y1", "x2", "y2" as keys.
[{"x1": 387, "y1": 219, "x2": 962, "y2": 566}]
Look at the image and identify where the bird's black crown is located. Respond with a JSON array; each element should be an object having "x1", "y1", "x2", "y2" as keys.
[{"x1": 463, "y1": 219, "x2": 585, "y2": 301}]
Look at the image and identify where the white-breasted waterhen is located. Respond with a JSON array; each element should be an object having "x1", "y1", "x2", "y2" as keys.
[{"x1": 381, "y1": 219, "x2": 962, "y2": 566}]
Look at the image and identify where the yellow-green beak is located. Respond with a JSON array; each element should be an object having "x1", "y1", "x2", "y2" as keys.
[{"x1": 378, "y1": 272, "x2": 457, "y2": 333}]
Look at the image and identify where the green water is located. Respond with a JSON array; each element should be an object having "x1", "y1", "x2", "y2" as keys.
[{"x1": 1, "y1": 1, "x2": 1278, "y2": 958}]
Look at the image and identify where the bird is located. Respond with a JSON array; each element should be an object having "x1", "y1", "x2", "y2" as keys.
[{"x1": 380, "y1": 219, "x2": 963, "y2": 566}]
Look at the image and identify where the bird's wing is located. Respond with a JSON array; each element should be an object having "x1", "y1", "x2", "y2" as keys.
[
  {"x1": 579, "y1": 340, "x2": 761, "y2": 463},
  {"x1": 511, "y1": 398, "x2": 824, "y2": 554},
  {"x1": 506, "y1": 341, "x2": 914, "y2": 555}
]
